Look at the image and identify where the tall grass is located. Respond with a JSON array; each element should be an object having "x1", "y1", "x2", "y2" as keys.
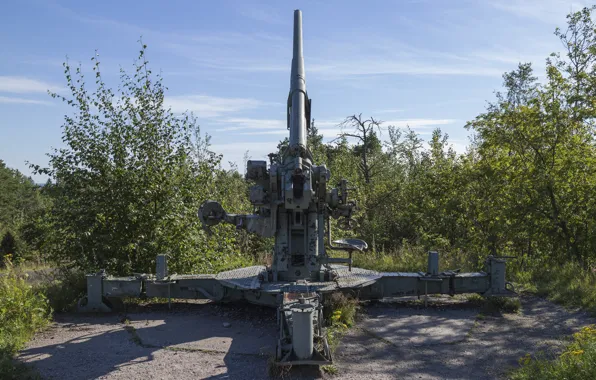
[
  {"x1": 512, "y1": 261, "x2": 596, "y2": 315},
  {"x1": 347, "y1": 243, "x2": 481, "y2": 273}
]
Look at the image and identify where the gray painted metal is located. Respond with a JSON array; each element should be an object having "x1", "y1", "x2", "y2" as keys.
[
  {"x1": 156, "y1": 254, "x2": 168, "y2": 280},
  {"x1": 78, "y1": 272, "x2": 111, "y2": 312},
  {"x1": 83, "y1": 253, "x2": 514, "y2": 308},
  {"x1": 289, "y1": 9, "x2": 307, "y2": 150},
  {"x1": 291, "y1": 303, "x2": 315, "y2": 359},
  {"x1": 427, "y1": 251, "x2": 439, "y2": 275},
  {"x1": 79, "y1": 9, "x2": 515, "y2": 367}
]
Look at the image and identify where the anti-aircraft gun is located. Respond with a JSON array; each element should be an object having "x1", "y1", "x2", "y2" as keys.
[
  {"x1": 78, "y1": 9, "x2": 516, "y2": 367},
  {"x1": 198, "y1": 9, "x2": 360, "y2": 285}
]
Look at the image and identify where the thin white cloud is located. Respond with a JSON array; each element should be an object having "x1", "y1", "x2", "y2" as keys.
[
  {"x1": 0, "y1": 96, "x2": 52, "y2": 105},
  {"x1": 376, "y1": 109, "x2": 405, "y2": 114},
  {"x1": 0, "y1": 76, "x2": 60, "y2": 94},
  {"x1": 44, "y1": 0, "x2": 570, "y2": 82},
  {"x1": 310, "y1": 60, "x2": 505, "y2": 78},
  {"x1": 171, "y1": 34, "x2": 527, "y2": 78},
  {"x1": 168, "y1": 51, "x2": 509, "y2": 77},
  {"x1": 313, "y1": 120, "x2": 343, "y2": 128},
  {"x1": 234, "y1": 118, "x2": 457, "y2": 138},
  {"x1": 210, "y1": 141, "x2": 277, "y2": 155},
  {"x1": 238, "y1": 130, "x2": 288, "y2": 136},
  {"x1": 221, "y1": 118, "x2": 349, "y2": 136},
  {"x1": 43, "y1": 1, "x2": 544, "y2": 80},
  {"x1": 210, "y1": 141, "x2": 278, "y2": 169},
  {"x1": 165, "y1": 95, "x2": 271, "y2": 117},
  {"x1": 487, "y1": 0, "x2": 591, "y2": 24},
  {"x1": 188, "y1": 32, "x2": 287, "y2": 46},
  {"x1": 238, "y1": 8, "x2": 285, "y2": 25},
  {"x1": 470, "y1": 50, "x2": 542, "y2": 66},
  {"x1": 215, "y1": 118, "x2": 286, "y2": 132},
  {"x1": 448, "y1": 139, "x2": 471, "y2": 154},
  {"x1": 382, "y1": 119, "x2": 457, "y2": 128},
  {"x1": 318, "y1": 118, "x2": 457, "y2": 130}
]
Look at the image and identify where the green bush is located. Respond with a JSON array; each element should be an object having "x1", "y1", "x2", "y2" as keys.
[
  {"x1": 35, "y1": 268, "x2": 87, "y2": 313},
  {"x1": 0, "y1": 257, "x2": 52, "y2": 379},
  {"x1": 0, "y1": 232, "x2": 21, "y2": 267},
  {"x1": 511, "y1": 325, "x2": 596, "y2": 380}
]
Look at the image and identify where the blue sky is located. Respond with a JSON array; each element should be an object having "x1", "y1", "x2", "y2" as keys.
[{"x1": 0, "y1": 0, "x2": 590, "y2": 181}]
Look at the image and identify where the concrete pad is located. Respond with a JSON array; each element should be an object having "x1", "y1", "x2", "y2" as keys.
[
  {"x1": 360, "y1": 306, "x2": 478, "y2": 346},
  {"x1": 18, "y1": 313, "x2": 275, "y2": 380},
  {"x1": 128, "y1": 312, "x2": 277, "y2": 356},
  {"x1": 19, "y1": 295, "x2": 596, "y2": 379},
  {"x1": 334, "y1": 296, "x2": 596, "y2": 379},
  {"x1": 19, "y1": 315, "x2": 152, "y2": 380}
]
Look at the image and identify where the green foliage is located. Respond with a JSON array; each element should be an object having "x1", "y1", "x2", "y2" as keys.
[
  {"x1": 0, "y1": 161, "x2": 44, "y2": 230},
  {"x1": 0, "y1": 161, "x2": 47, "y2": 267},
  {"x1": 324, "y1": 293, "x2": 359, "y2": 352},
  {"x1": 35, "y1": 269, "x2": 87, "y2": 313},
  {"x1": 0, "y1": 258, "x2": 51, "y2": 379},
  {"x1": 298, "y1": 6, "x2": 596, "y2": 281},
  {"x1": 510, "y1": 325, "x2": 596, "y2": 380},
  {"x1": 4, "y1": 5, "x2": 596, "y2": 378},
  {"x1": 321, "y1": 364, "x2": 339, "y2": 375},
  {"x1": 325, "y1": 292, "x2": 358, "y2": 328},
  {"x1": 0, "y1": 232, "x2": 19, "y2": 264},
  {"x1": 31, "y1": 44, "x2": 257, "y2": 275},
  {"x1": 515, "y1": 261, "x2": 596, "y2": 315},
  {"x1": 464, "y1": 6, "x2": 596, "y2": 269}
]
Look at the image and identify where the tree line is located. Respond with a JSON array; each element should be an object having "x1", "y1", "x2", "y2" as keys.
[{"x1": 2, "y1": 6, "x2": 596, "y2": 279}]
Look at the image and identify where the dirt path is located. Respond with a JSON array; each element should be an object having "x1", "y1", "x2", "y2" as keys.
[{"x1": 18, "y1": 295, "x2": 593, "y2": 380}]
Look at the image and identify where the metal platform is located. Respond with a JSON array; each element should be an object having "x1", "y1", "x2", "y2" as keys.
[
  {"x1": 216, "y1": 265, "x2": 267, "y2": 290},
  {"x1": 89, "y1": 258, "x2": 513, "y2": 310},
  {"x1": 209, "y1": 264, "x2": 382, "y2": 293}
]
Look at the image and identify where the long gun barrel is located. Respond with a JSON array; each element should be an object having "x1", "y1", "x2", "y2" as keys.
[{"x1": 288, "y1": 10, "x2": 311, "y2": 152}]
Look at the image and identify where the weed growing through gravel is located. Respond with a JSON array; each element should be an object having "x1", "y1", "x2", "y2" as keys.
[
  {"x1": 324, "y1": 293, "x2": 360, "y2": 352},
  {"x1": 321, "y1": 364, "x2": 339, "y2": 374},
  {"x1": 466, "y1": 294, "x2": 521, "y2": 314},
  {"x1": 510, "y1": 324, "x2": 596, "y2": 379},
  {"x1": 267, "y1": 355, "x2": 292, "y2": 378}
]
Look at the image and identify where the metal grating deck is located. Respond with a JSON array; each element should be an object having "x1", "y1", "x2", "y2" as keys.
[
  {"x1": 214, "y1": 265, "x2": 383, "y2": 293},
  {"x1": 332, "y1": 265, "x2": 382, "y2": 289},
  {"x1": 215, "y1": 265, "x2": 267, "y2": 289}
]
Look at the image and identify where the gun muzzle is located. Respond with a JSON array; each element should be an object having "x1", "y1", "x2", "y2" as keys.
[{"x1": 288, "y1": 9, "x2": 310, "y2": 152}]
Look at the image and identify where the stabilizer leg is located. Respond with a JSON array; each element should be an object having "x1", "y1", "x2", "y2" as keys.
[
  {"x1": 78, "y1": 271, "x2": 112, "y2": 312},
  {"x1": 276, "y1": 290, "x2": 332, "y2": 366}
]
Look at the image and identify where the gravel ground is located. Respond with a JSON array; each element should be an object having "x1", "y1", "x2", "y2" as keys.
[{"x1": 18, "y1": 295, "x2": 594, "y2": 380}]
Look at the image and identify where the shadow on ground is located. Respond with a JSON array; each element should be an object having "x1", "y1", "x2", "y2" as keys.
[
  {"x1": 17, "y1": 295, "x2": 594, "y2": 380},
  {"x1": 335, "y1": 295, "x2": 594, "y2": 380},
  {"x1": 19, "y1": 301, "x2": 282, "y2": 380}
]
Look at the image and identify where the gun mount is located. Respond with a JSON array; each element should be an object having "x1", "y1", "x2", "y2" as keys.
[
  {"x1": 78, "y1": 9, "x2": 516, "y2": 367},
  {"x1": 198, "y1": 9, "x2": 357, "y2": 285}
]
